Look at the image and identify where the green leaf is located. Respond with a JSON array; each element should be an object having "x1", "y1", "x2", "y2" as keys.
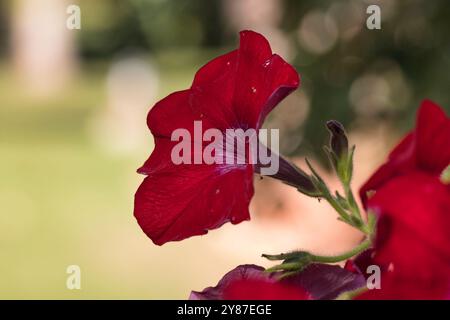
[
  {"x1": 262, "y1": 251, "x2": 308, "y2": 261},
  {"x1": 265, "y1": 261, "x2": 303, "y2": 273},
  {"x1": 335, "y1": 191, "x2": 350, "y2": 210}
]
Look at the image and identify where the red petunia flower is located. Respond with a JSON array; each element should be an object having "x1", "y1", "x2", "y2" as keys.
[
  {"x1": 190, "y1": 265, "x2": 310, "y2": 300},
  {"x1": 190, "y1": 264, "x2": 365, "y2": 300},
  {"x1": 357, "y1": 100, "x2": 450, "y2": 299},
  {"x1": 359, "y1": 100, "x2": 450, "y2": 205},
  {"x1": 134, "y1": 31, "x2": 300, "y2": 245}
]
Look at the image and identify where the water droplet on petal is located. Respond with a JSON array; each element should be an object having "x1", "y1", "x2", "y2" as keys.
[
  {"x1": 262, "y1": 60, "x2": 271, "y2": 68},
  {"x1": 215, "y1": 189, "x2": 220, "y2": 194},
  {"x1": 226, "y1": 61, "x2": 231, "y2": 66},
  {"x1": 251, "y1": 86, "x2": 257, "y2": 93},
  {"x1": 388, "y1": 263, "x2": 395, "y2": 272}
]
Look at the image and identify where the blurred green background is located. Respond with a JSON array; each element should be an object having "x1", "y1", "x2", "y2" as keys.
[{"x1": 0, "y1": 0, "x2": 449, "y2": 299}]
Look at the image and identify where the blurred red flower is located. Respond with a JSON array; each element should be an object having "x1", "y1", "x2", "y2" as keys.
[
  {"x1": 357, "y1": 100, "x2": 450, "y2": 299},
  {"x1": 190, "y1": 264, "x2": 365, "y2": 300},
  {"x1": 223, "y1": 279, "x2": 310, "y2": 300},
  {"x1": 134, "y1": 31, "x2": 299, "y2": 245}
]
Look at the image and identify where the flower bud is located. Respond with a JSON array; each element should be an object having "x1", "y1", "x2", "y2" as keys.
[
  {"x1": 275, "y1": 156, "x2": 321, "y2": 197},
  {"x1": 326, "y1": 120, "x2": 349, "y2": 161},
  {"x1": 254, "y1": 144, "x2": 321, "y2": 197},
  {"x1": 326, "y1": 120, "x2": 354, "y2": 184}
]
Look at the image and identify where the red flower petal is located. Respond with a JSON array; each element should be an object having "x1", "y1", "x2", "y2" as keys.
[
  {"x1": 191, "y1": 264, "x2": 310, "y2": 300},
  {"x1": 357, "y1": 100, "x2": 450, "y2": 299},
  {"x1": 367, "y1": 172, "x2": 450, "y2": 282},
  {"x1": 190, "y1": 265, "x2": 268, "y2": 300},
  {"x1": 415, "y1": 99, "x2": 450, "y2": 174},
  {"x1": 356, "y1": 273, "x2": 450, "y2": 300},
  {"x1": 359, "y1": 133, "x2": 415, "y2": 207},
  {"x1": 135, "y1": 31, "x2": 299, "y2": 245},
  {"x1": 135, "y1": 163, "x2": 254, "y2": 245},
  {"x1": 345, "y1": 249, "x2": 393, "y2": 284},
  {"x1": 369, "y1": 173, "x2": 450, "y2": 257},
  {"x1": 280, "y1": 263, "x2": 365, "y2": 300},
  {"x1": 232, "y1": 34, "x2": 300, "y2": 128},
  {"x1": 190, "y1": 31, "x2": 299, "y2": 130},
  {"x1": 223, "y1": 278, "x2": 310, "y2": 300},
  {"x1": 359, "y1": 100, "x2": 450, "y2": 207},
  {"x1": 190, "y1": 264, "x2": 365, "y2": 300}
]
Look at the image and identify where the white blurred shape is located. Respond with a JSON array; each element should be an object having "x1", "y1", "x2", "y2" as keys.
[
  {"x1": 11, "y1": 0, "x2": 76, "y2": 97},
  {"x1": 328, "y1": 1, "x2": 365, "y2": 41},
  {"x1": 350, "y1": 74, "x2": 390, "y2": 117},
  {"x1": 222, "y1": 0, "x2": 282, "y2": 31},
  {"x1": 254, "y1": 27, "x2": 294, "y2": 61},
  {"x1": 264, "y1": 91, "x2": 310, "y2": 154},
  {"x1": 297, "y1": 10, "x2": 338, "y2": 55},
  {"x1": 350, "y1": 61, "x2": 411, "y2": 117},
  {"x1": 91, "y1": 56, "x2": 159, "y2": 153},
  {"x1": 221, "y1": 0, "x2": 292, "y2": 60}
]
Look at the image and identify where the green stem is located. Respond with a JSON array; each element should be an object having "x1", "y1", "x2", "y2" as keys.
[
  {"x1": 307, "y1": 157, "x2": 370, "y2": 235},
  {"x1": 310, "y1": 238, "x2": 372, "y2": 263},
  {"x1": 265, "y1": 262, "x2": 302, "y2": 272},
  {"x1": 323, "y1": 189, "x2": 371, "y2": 234},
  {"x1": 323, "y1": 192, "x2": 350, "y2": 221},
  {"x1": 344, "y1": 184, "x2": 362, "y2": 220}
]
